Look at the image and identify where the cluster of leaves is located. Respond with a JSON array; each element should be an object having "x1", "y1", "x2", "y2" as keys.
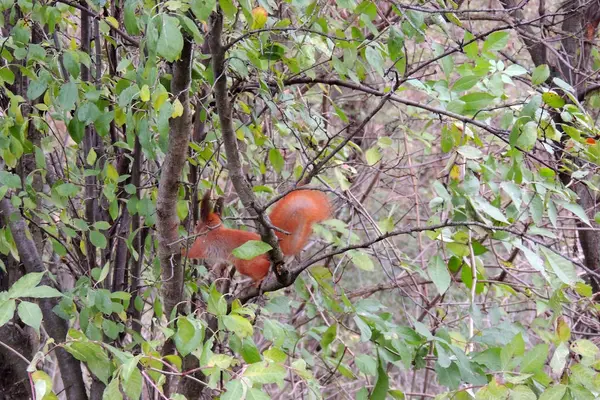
[{"x1": 2, "y1": 0, "x2": 600, "y2": 399}]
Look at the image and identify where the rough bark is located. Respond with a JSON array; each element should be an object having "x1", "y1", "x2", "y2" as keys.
[
  {"x1": 157, "y1": 37, "x2": 193, "y2": 318},
  {"x1": 156, "y1": 35, "x2": 193, "y2": 396},
  {"x1": 129, "y1": 136, "x2": 144, "y2": 335},
  {"x1": 0, "y1": 324, "x2": 32, "y2": 398}
]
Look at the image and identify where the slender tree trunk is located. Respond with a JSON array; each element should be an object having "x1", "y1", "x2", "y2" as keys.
[
  {"x1": 156, "y1": 34, "x2": 193, "y2": 396},
  {"x1": 0, "y1": 198, "x2": 89, "y2": 399}
]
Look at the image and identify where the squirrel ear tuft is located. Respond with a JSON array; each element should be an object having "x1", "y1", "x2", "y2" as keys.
[
  {"x1": 214, "y1": 197, "x2": 225, "y2": 216},
  {"x1": 200, "y1": 192, "x2": 212, "y2": 222}
]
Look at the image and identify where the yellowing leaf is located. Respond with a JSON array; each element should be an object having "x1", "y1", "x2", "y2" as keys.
[
  {"x1": 106, "y1": 163, "x2": 119, "y2": 182},
  {"x1": 140, "y1": 85, "x2": 150, "y2": 102},
  {"x1": 450, "y1": 165, "x2": 461, "y2": 180},
  {"x1": 365, "y1": 147, "x2": 381, "y2": 166},
  {"x1": 86, "y1": 148, "x2": 97, "y2": 166},
  {"x1": 153, "y1": 92, "x2": 169, "y2": 110},
  {"x1": 105, "y1": 16, "x2": 119, "y2": 29},
  {"x1": 251, "y1": 7, "x2": 268, "y2": 29},
  {"x1": 171, "y1": 99, "x2": 183, "y2": 118}
]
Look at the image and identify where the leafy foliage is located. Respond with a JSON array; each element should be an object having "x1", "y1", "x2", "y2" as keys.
[{"x1": 1, "y1": 0, "x2": 600, "y2": 399}]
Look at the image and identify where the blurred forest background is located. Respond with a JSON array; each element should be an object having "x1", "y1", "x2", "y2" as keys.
[{"x1": 2, "y1": 0, "x2": 600, "y2": 399}]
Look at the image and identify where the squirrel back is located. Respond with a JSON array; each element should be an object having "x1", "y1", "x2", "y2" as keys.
[{"x1": 268, "y1": 189, "x2": 330, "y2": 255}]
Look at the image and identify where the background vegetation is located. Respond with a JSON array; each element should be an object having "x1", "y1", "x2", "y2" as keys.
[{"x1": 1, "y1": 0, "x2": 600, "y2": 399}]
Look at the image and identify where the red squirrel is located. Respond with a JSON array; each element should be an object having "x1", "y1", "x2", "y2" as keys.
[{"x1": 184, "y1": 189, "x2": 330, "y2": 286}]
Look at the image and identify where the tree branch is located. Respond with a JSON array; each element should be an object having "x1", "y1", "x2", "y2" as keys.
[
  {"x1": 209, "y1": 9, "x2": 288, "y2": 284},
  {"x1": 233, "y1": 220, "x2": 597, "y2": 304}
]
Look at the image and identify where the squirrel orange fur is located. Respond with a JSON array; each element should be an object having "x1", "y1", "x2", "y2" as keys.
[{"x1": 184, "y1": 190, "x2": 330, "y2": 286}]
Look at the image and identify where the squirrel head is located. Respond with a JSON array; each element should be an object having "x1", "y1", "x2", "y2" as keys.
[{"x1": 196, "y1": 192, "x2": 225, "y2": 234}]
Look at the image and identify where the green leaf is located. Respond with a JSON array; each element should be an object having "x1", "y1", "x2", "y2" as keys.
[
  {"x1": 365, "y1": 147, "x2": 382, "y2": 166},
  {"x1": 532, "y1": 64, "x2": 550, "y2": 85},
  {"x1": 540, "y1": 247, "x2": 577, "y2": 285},
  {"x1": 520, "y1": 343, "x2": 548, "y2": 374},
  {"x1": 349, "y1": 250, "x2": 374, "y2": 271},
  {"x1": 158, "y1": 15, "x2": 184, "y2": 62},
  {"x1": 263, "y1": 347, "x2": 286, "y2": 363},
  {"x1": 77, "y1": 102, "x2": 101, "y2": 125},
  {"x1": 559, "y1": 201, "x2": 591, "y2": 226},
  {"x1": 457, "y1": 145, "x2": 482, "y2": 159},
  {"x1": 208, "y1": 285, "x2": 227, "y2": 316},
  {"x1": 388, "y1": 27, "x2": 404, "y2": 61},
  {"x1": 355, "y1": 354, "x2": 377, "y2": 376},
  {"x1": 19, "y1": 286, "x2": 63, "y2": 298},
  {"x1": 243, "y1": 361, "x2": 286, "y2": 385},
  {"x1": 9, "y1": 272, "x2": 44, "y2": 294},
  {"x1": 516, "y1": 121, "x2": 537, "y2": 151},
  {"x1": 124, "y1": 0, "x2": 140, "y2": 35},
  {"x1": 241, "y1": 339, "x2": 262, "y2": 363},
  {"x1": 452, "y1": 75, "x2": 479, "y2": 92},
  {"x1": 542, "y1": 91, "x2": 565, "y2": 108},
  {"x1": 86, "y1": 148, "x2": 97, "y2": 166},
  {"x1": 510, "y1": 385, "x2": 536, "y2": 400},
  {"x1": 65, "y1": 342, "x2": 112, "y2": 384},
  {"x1": 94, "y1": 261, "x2": 111, "y2": 284},
  {"x1": 232, "y1": 240, "x2": 271, "y2": 260},
  {"x1": 260, "y1": 44, "x2": 285, "y2": 60},
  {"x1": 428, "y1": 255, "x2": 451, "y2": 294},
  {"x1": 123, "y1": 368, "x2": 142, "y2": 400},
  {"x1": 570, "y1": 339, "x2": 599, "y2": 358},
  {"x1": 0, "y1": 299, "x2": 16, "y2": 327},
  {"x1": 320, "y1": 323, "x2": 337, "y2": 349},
  {"x1": 269, "y1": 148, "x2": 284, "y2": 173},
  {"x1": 0, "y1": 172, "x2": 22, "y2": 189},
  {"x1": 0, "y1": 67, "x2": 15, "y2": 85},
  {"x1": 550, "y1": 342, "x2": 569, "y2": 375},
  {"x1": 190, "y1": 0, "x2": 216, "y2": 22},
  {"x1": 63, "y1": 51, "x2": 81, "y2": 78},
  {"x1": 68, "y1": 117, "x2": 85, "y2": 144},
  {"x1": 222, "y1": 380, "x2": 244, "y2": 400},
  {"x1": 538, "y1": 385, "x2": 566, "y2": 400},
  {"x1": 90, "y1": 230, "x2": 107, "y2": 249},
  {"x1": 102, "y1": 319, "x2": 122, "y2": 340},
  {"x1": 371, "y1": 357, "x2": 390, "y2": 400},
  {"x1": 219, "y1": 0, "x2": 236, "y2": 19},
  {"x1": 503, "y1": 64, "x2": 528, "y2": 76},
  {"x1": 223, "y1": 314, "x2": 254, "y2": 338},
  {"x1": 460, "y1": 92, "x2": 496, "y2": 112},
  {"x1": 353, "y1": 315, "x2": 372, "y2": 342},
  {"x1": 103, "y1": 378, "x2": 123, "y2": 400},
  {"x1": 56, "y1": 182, "x2": 79, "y2": 197},
  {"x1": 553, "y1": 77, "x2": 574, "y2": 93},
  {"x1": 483, "y1": 31, "x2": 509, "y2": 52},
  {"x1": 174, "y1": 317, "x2": 204, "y2": 356},
  {"x1": 58, "y1": 81, "x2": 78, "y2": 111},
  {"x1": 474, "y1": 198, "x2": 508, "y2": 223},
  {"x1": 366, "y1": 46, "x2": 384, "y2": 77},
  {"x1": 27, "y1": 79, "x2": 48, "y2": 100},
  {"x1": 17, "y1": 301, "x2": 42, "y2": 333}
]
